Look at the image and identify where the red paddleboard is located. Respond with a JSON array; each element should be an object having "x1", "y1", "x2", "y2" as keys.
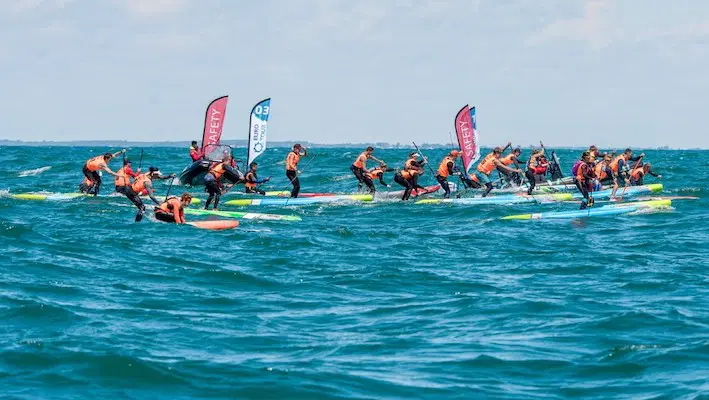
[
  {"x1": 411, "y1": 185, "x2": 440, "y2": 197},
  {"x1": 187, "y1": 220, "x2": 239, "y2": 230}
]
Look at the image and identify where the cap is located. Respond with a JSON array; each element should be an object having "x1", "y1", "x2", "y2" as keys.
[
  {"x1": 293, "y1": 143, "x2": 302, "y2": 149},
  {"x1": 450, "y1": 150, "x2": 461, "y2": 156},
  {"x1": 123, "y1": 159, "x2": 131, "y2": 165},
  {"x1": 409, "y1": 152, "x2": 418, "y2": 157},
  {"x1": 149, "y1": 166, "x2": 160, "y2": 173}
]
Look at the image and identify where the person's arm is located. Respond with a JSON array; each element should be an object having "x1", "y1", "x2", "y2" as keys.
[
  {"x1": 126, "y1": 166, "x2": 140, "y2": 178},
  {"x1": 495, "y1": 159, "x2": 521, "y2": 173},
  {"x1": 111, "y1": 149, "x2": 126, "y2": 159},
  {"x1": 377, "y1": 173, "x2": 388, "y2": 186},
  {"x1": 648, "y1": 170, "x2": 661, "y2": 178},
  {"x1": 255, "y1": 176, "x2": 271, "y2": 184},
  {"x1": 300, "y1": 148, "x2": 308, "y2": 156},
  {"x1": 142, "y1": 182, "x2": 161, "y2": 204},
  {"x1": 370, "y1": 155, "x2": 384, "y2": 164},
  {"x1": 156, "y1": 173, "x2": 176, "y2": 180},
  {"x1": 174, "y1": 207, "x2": 183, "y2": 223},
  {"x1": 501, "y1": 142, "x2": 512, "y2": 152},
  {"x1": 628, "y1": 153, "x2": 645, "y2": 162},
  {"x1": 102, "y1": 165, "x2": 118, "y2": 176},
  {"x1": 447, "y1": 161, "x2": 455, "y2": 175}
]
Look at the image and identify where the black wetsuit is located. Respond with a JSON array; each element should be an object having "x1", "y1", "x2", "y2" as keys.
[
  {"x1": 116, "y1": 185, "x2": 146, "y2": 221},
  {"x1": 82, "y1": 166, "x2": 101, "y2": 196},
  {"x1": 435, "y1": 161, "x2": 455, "y2": 199},
  {"x1": 287, "y1": 170, "x2": 299, "y2": 198},
  {"x1": 575, "y1": 163, "x2": 595, "y2": 209}
]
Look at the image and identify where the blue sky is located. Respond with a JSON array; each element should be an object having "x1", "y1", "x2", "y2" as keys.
[{"x1": 1, "y1": 0, "x2": 708, "y2": 148}]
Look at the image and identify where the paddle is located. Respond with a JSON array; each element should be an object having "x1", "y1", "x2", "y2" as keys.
[
  {"x1": 618, "y1": 155, "x2": 644, "y2": 203},
  {"x1": 164, "y1": 177, "x2": 175, "y2": 202},
  {"x1": 412, "y1": 142, "x2": 447, "y2": 196},
  {"x1": 279, "y1": 153, "x2": 317, "y2": 194},
  {"x1": 138, "y1": 149, "x2": 144, "y2": 170}
]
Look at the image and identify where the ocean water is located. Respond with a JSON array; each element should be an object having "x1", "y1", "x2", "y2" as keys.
[{"x1": 1, "y1": 146, "x2": 708, "y2": 399}]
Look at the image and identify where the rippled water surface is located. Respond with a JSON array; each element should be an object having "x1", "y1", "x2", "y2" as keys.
[{"x1": 1, "y1": 146, "x2": 708, "y2": 399}]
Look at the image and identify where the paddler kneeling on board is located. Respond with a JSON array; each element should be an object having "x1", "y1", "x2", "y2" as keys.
[
  {"x1": 351, "y1": 146, "x2": 385, "y2": 191},
  {"x1": 436, "y1": 150, "x2": 462, "y2": 199},
  {"x1": 394, "y1": 164, "x2": 424, "y2": 201},
  {"x1": 575, "y1": 152, "x2": 596, "y2": 209},
  {"x1": 154, "y1": 193, "x2": 192, "y2": 224},
  {"x1": 82, "y1": 149, "x2": 125, "y2": 196},
  {"x1": 404, "y1": 152, "x2": 426, "y2": 189},
  {"x1": 476, "y1": 147, "x2": 523, "y2": 197},
  {"x1": 130, "y1": 167, "x2": 175, "y2": 221},
  {"x1": 630, "y1": 163, "x2": 661, "y2": 186},
  {"x1": 286, "y1": 143, "x2": 307, "y2": 198},
  {"x1": 363, "y1": 164, "x2": 394, "y2": 194},
  {"x1": 244, "y1": 162, "x2": 271, "y2": 195},
  {"x1": 204, "y1": 155, "x2": 240, "y2": 209}
]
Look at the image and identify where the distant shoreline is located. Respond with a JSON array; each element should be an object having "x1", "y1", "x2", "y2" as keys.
[{"x1": 0, "y1": 140, "x2": 694, "y2": 150}]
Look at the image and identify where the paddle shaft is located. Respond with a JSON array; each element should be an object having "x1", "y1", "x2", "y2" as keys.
[
  {"x1": 618, "y1": 155, "x2": 644, "y2": 202},
  {"x1": 279, "y1": 154, "x2": 317, "y2": 193}
]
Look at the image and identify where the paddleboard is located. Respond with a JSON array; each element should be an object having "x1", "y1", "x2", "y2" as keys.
[
  {"x1": 184, "y1": 208, "x2": 301, "y2": 221},
  {"x1": 415, "y1": 193, "x2": 572, "y2": 205},
  {"x1": 224, "y1": 194, "x2": 373, "y2": 206},
  {"x1": 187, "y1": 220, "x2": 239, "y2": 230},
  {"x1": 570, "y1": 184, "x2": 662, "y2": 200},
  {"x1": 9, "y1": 192, "x2": 201, "y2": 204},
  {"x1": 502, "y1": 200, "x2": 672, "y2": 220}
]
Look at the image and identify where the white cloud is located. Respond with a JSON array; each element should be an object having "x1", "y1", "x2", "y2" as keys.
[{"x1": 525, "y1": 0, "x2": 615, "y2": 51}]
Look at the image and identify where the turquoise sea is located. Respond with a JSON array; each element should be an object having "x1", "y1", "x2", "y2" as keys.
[{"x1": 1, "y1": 146, "x2": 708, "y2": 399}]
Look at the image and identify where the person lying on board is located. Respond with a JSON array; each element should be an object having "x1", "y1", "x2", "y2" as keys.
[
  {"x1": 82, "y1": 149, "x2": 126, "y2": 196},
  {"x1": 244, "y1": 162, "x2": 271, "y2": 195},
  {"x1": 351, "y1": 146, "x2": 385, "y2": 191},
  {"x1": 593, "y1": 154, "x2": 619, "y2": 200},
  {"x1": 394, "y1": 166, "x2": 424, "y2": 201},
  {"x1": 155, "y1": 193, "x2": 192, "y2": 224},
  {"x1": 476, "y1": 147, "x2": 523, "y2": 197},
  {"x1": 363, "y1": 164, "x2": 394, "y2": 194},
  {"x1": 190, "y1": 141, "x2": 203, "y2": 162},
  {"x1": 575, "y1": 152, "x2": 596, "y2": 209},
  {"x1": 630, "y1": 163, "x2": 661, "y2": 186},
  {"x1": 204, "y1": 156, "x2": 239, "y2": 209},
  {"x1": 497, "y1": 147, "x2": 523, "y2": 186},
  {"x1": 436, "y1": 150, "x2": 463, "y2": 199}
]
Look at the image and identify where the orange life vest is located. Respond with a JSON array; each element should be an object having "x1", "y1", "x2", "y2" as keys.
[
  {"x1": 477, "y1": 153, "x2": 496, "y2": 175},
  {"x1": 286, "y1": 152, "x2": 299, "y2": 171},
  {"x1": 86, "y1": 155, "x2": 105, "y2": 172},
  {"x1": 437, "y1": 156, "x2": 455, "y2": 178},
  {"x1": 401, "y1": 169, "x2": 419, "y2": 180},
  {"x1": 631, "y1": 168, "x2": 643, "y2": 181},
  {"x1": 353, "y1": 152, "x2": 368, "y2": 169},
  {"x1": 576, "y1": 163, "x2": 592, "y2": 181},
  {"x1": 209, "y1": 163, "x2": 227, "y2": 180},
  {"x1": 114, "y1": 166, "x2": 132, "y2": 187},
  {"x1": 405, "y1": 158, "x2": 417, "y2": 170},
  {"x1": 367, "y1": 168, "x2": 383, "y2": 180},
  {"x1": 158, "y1": 197, "x2": 182, "y2": 214},
  {"x1": 132, "y1": 173, "x2": 152, "y2": 193},
  {"x1": 594, "y1": 163, "x2": 608, "y2": 180},
  {"x1": 245, "y1": 171, "x2": 257, "y2": 189},
  {"x1": 609, "y1": 155, "x2": 625, "y2": 173},
  {"x1": 499, "y1": 154, "x2": 515, "y2": 166}
]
